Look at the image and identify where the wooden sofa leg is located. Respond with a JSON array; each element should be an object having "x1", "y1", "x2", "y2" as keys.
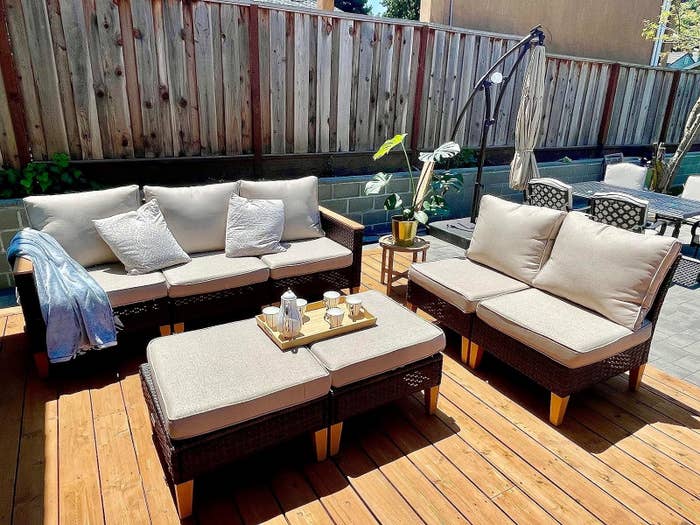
[
  {"x1": 329, "y1": 422, "x2": 343, "y2": 456},
  {"x1": 159, "y1": 325, "x2": 172, "y2": 337},
  {"x1": 33, "y1": 352, "x2": 49, "y2": 379},
  {"x1": 313, "y1": 428, "x2": 328, "y2": 461},
  {"x1": 406, "y1": 301, "x2": 417, "y2": 312},
  {"x1": 173, "y1": 322, "x2": 185, "y2": 334},
  {"x1": 350, "y1": 286, "x2": 360, "y2": 294},
  {"x1": 460, "y1": 337, "x2": 470, "y2": 364},
  {"x1": 549, "y1": 394, "x2": 570, "y2": 426},
  {"x1": 468, "y1": 342, "x2": 483, "y2": 370},
  {"x1": 424, "y1": 386, "x2": 439, "y2": 415},
  {"x1": 175, "y1": 480, "x2": 194, "y2": 519},
  {"x1": 629, "y1": 364, "x2": 646, "y2": 392}
]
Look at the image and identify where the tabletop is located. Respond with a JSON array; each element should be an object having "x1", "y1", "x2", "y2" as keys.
[
  {"x1": 378, "y1": 235, "x2": 430, "y2": 252},
  {"x1": 569, "y1": 181, "x2": 700, "y2": 220}
]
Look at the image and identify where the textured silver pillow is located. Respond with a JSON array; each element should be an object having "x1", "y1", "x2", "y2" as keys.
[
  {"x1": 93, "y1": 200, "x2": 191, "y2": 275},
  {"x1": 225, "y1": 193, "x2": 287, "y2": 257}
]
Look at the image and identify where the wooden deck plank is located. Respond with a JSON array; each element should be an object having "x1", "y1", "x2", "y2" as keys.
[
  {"x1": 233, "y1": 483, "x2": 288, "y2": 525},
  {"x1": 270, "y1": 468, "x2": 334, "y2": 524}
]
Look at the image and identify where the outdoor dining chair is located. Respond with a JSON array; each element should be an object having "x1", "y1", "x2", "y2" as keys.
[
  {"x1": 525, "y1": 178, "x2": 573, "y2": 211},
  {"x1": 679, "y1": 175, "x2": 700, "y2": 256},
  {"x1": 603, "y1": 162, "x2": 647, "y2": 190},
  {"x1": 589, "y1": 192, "x2": 651, "y2": 233}
]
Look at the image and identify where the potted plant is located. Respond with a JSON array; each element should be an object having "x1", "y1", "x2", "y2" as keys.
[{"x1": 365, "y1": 133, "x2": 462, "y2": 246}]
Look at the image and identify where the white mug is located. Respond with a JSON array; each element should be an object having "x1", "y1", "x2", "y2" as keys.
[
  {"x1": 296, "y1": 298, "x2": 308, "y2": 320},
  {"x1": 346, "y1": 295, "x2": 363, "y2": 318},
  {"x1": 325, "y1": 307, "x2": 344, "y2": 328},
  {"x1": 262, "y1": 306, "x2": 280, "y2": 330},
  {"x1": 323, "y1": 290, "x2": 341, "y2": 309}
]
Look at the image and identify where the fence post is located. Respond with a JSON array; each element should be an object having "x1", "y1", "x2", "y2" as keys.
[
  {"x1": 596, "y1": 62, "x2": 621, "y2": 150},
  {"x1": 659, "y1": 70, "x2": 681, "y2": 143},
  {"x1": 248, "y1": 5, "x2": 263, "y2": 178},
  {"x1": 410, "y1": 26, "x2": 429, "y2": 154},
  {"x1": 0, "y1": 0, "x2": 30, "y2": 167}
]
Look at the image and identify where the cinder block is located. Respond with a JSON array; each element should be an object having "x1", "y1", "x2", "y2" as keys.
[
  {"x1": 332, "y1": 182, "x2": 362, "y2": 199},
  {"x1": 348, "y1": 196, "x2": 375, "y2": 213},
  {"x1": 0, "y1": 208, "x2": 20, "y2": 231},
  {"x1": 320, "y1": 199, "x2": 348, "y2": 214},
  {"x1": 362, "y1": 209, "x2": 389, "y2": 225},
  {"x1": 318, "y1": 183, "x2": 332, "y2": 201}
]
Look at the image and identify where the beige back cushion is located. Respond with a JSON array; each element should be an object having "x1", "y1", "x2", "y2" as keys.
[
  {"x1": 533, "y1": 212, "x2": 680, "y2": 330},
  {"x1": 238, "y1": 176, "x2": 324, "y2": 241},
  {"x1": 467, "y1": 195, "x2": 566, "y2": 284},
  {"x1": 143, "y1": 182, "x2": 239, "y2": 254},
  {"x1": 24, "y1": 185, "x2": 141, "y2": 267}
]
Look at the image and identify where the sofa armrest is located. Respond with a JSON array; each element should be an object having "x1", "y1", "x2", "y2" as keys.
[
  {"x1": 12, "y1": 256, "x2": 47, "y2": 351},
  {"x1": 319, "y1": 207, "x2": 364, "y2": 291},
  {"x1": 13, "y1": 255, "x2": 33, "y2": 276}
]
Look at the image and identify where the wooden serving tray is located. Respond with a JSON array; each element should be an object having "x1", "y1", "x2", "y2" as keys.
[{"x1": 256, "y1": 296, "x2": 377, "y2": 350}]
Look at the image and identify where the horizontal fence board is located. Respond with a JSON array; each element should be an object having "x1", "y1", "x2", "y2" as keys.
[{"x1": 1, "y1": 0, "x2": 699, "y2": 168}]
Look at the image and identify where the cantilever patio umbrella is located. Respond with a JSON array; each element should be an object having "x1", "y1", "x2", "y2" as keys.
[{"x1": 509, "y1": 45, "x2": 547, "y2": 191}]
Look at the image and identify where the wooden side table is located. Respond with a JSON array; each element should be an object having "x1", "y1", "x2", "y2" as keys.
[{"x1": 379, "y1": 235, "x2": 430, "y2": 296}]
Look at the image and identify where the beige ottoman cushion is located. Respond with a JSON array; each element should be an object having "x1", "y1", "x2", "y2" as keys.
[
  {"x1": 162, "y1": 251, "x2": 269, "y2": 298},
  {"x1": 309, "y1": 291, "x2": 445, "y2": 387},
  {"x1": 148, "y1": 319, "x2": 331, "y2": 440},
  {"x1": 87, "y1": 264, "x2": 167, "y2": 307},
  {"x1": 467, "y1": 195, "x2": 566, "y2": 284},
  {"x1": 476, "y1": 288, "x2": 653, "y2": 369},
  {"x1": 409, "y1": 258, "x2": 529, "y2": 313},
  {"x1": 261, "y1": 237, "x2": 352, "y2": 280}
]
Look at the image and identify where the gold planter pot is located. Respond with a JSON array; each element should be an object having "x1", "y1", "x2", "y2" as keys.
[{"x1": 391, "y1": 216, "x2": 418, "y2": 247}]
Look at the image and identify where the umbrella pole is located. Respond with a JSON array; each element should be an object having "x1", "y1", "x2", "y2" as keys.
[{"x1": 471, "y1": 83, "x2": 493, "y2": 223}]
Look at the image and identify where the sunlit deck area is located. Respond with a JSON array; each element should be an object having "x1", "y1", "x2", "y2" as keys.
[{"x1": 1, "y1": 247, "x2": 699, "y2": 524}]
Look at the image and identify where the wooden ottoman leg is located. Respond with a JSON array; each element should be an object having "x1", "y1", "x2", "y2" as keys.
[
  {"x1": 460, "y1": 337, "x2": 470, "y2": 364},
  {"x1": 549, "y1": 393, "x2": 570, "y2": 426},
  {"x1": 425, "y1": 386, "x2": 439, "y2": 415},
  {"x1": 159, "y1": 325, "x2": 172, "y2": 336},
  {"x1": 468, "y1": 342, "x2": 483, "y2": 369},
  {"x1": 175, "y1": 480, "x2": 194, "y2": 518},
  {"x1": 313, "y1": 428, "x2": 328, "y2": 461},
  {"x1": 628, "y1": 364, "x2": 646, "y2": 392},
  {"x1": 33, "y1": 352, "x2": 49, "y2": 379},
  {"x1": 406, "y1": 301, "x2": 417, "y2": 312},
  {"x1": 329, "y1": 422, "x2": 343, "y2": 456},
  {"x1": 173, "y1": 322, "x2": 185, "y2": 334},
  {"x1": 350, "y1": 286, "x2": 361, "y2": 294}
]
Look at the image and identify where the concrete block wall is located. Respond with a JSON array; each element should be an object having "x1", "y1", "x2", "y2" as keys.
[{"x1": 0, "y1": 199, "x2": 27, "y2": 289}]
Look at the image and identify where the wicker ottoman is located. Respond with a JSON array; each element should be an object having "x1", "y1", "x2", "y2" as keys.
[
  {"x1": 309, "y1": 291, "x2": 446, "y2": 455},
  {"x1": 140, "y1": 318, "x2": 331, "y2": 518}
]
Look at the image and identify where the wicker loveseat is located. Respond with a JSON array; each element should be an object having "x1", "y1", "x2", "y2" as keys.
[
  {"x1": 407, "y1": 195, "x2": 680, "y2": 425},
  {"x1": 12, "y1": 178, "x2": 363, "y2": 377}
]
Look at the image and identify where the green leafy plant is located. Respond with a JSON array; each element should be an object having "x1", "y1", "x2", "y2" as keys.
[
  {"x1": 436, "y1": 147, "x2": 477, "y2": 169},
  {"x1": 0, "y1": 153, "x2": 98, "y2": 199},
  {"x1": 364, "y1": 134, "x2": 462, "y2": 225}
]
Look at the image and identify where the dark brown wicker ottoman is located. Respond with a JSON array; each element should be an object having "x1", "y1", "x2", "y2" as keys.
[
  {"x1": 140, "y1": 319, "x2": 331, "y2": 519},
  {"x1": 308, "y1": 291, "x2": 446, "y2": 455}
]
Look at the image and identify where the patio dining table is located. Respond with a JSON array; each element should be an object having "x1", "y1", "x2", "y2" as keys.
[{"x1": 569, "y1": 180, "x2": 700, "y2": 237}]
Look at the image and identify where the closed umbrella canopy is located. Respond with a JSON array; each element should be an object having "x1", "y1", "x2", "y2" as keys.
[{"x1": 509, "y1": 45, "x2": 547, "y2": 191}]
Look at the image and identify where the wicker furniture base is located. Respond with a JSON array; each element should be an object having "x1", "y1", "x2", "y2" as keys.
[
  {"x1": 327, "y1": 353, "x2": 443, "y2": 455},
  {"x1": 406, "y1": 281, "x2": 474, "y2": 363},
  {"x1": 673, "y1": 255, "x2": 700, "y2": 288},
  {"x1": 140, "y1": 364, "x2": 328, "y2": 516}
]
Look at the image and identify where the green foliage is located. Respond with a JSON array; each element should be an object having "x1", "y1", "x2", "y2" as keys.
[
  {"x1": 0, "y1": 153, "x2": 99, "y2": 199},
  {"x1": 382, "y1": 0, "x2": 420, "y2": 20},
  {"x1": 642, "y1": 0, "x2": 700, "y2": 53},
  {"x1": 335, "y1": 0, "x2": 370, "y2": 15},
  {"x1": 435, "y1": 147, "x2": 478, "y2": 169},
  {"x1": 364, "y1": 133, "x2": 462, "y2": 225}
]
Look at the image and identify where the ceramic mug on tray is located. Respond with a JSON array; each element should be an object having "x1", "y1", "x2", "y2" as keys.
[
  {"x1": 345, "y1": 295, "x2": 363, "y2": 318},
  {"x1": 323, "y1": 290, "x2": 341, "y2": 309},
  {"x1": 296, "y1": 298, "x2": 308, "y2": 318},
  {"x1": 262, "y1": 306, "x2": 280, "y2": 330},
  {"x1": 325, "y1": 307, "x2": 344, "y2": 328}
]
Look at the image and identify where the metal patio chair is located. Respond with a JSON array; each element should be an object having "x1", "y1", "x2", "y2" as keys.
[{"x1": 526, "y1": 178, "x2": 573, "y2": 211}]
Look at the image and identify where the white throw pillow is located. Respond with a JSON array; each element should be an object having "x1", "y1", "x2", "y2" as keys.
[
  {"x1": 225, "y1": 194, "x2": 287, "y2": 257},
  {"x1": 93, "y1": 200, "x2": 191, "y2": 275},
  {"x1": 238, "y1": 176, "x2": 324, "y2": 241}
]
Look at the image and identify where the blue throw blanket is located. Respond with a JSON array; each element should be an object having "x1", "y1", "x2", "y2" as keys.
[{"x1": 7, "y1": 229, "x2": 117, "y2": 363}]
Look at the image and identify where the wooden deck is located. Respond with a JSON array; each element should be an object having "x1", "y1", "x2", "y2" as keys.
[{"x1": 2, "y1": 248, "x2": 700, "y2": 524}]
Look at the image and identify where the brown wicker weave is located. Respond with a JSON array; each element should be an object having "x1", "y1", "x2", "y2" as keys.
[
  {"x1": 406, "y1": 281, "x2": 474, "y2": 341},
  {"x1": 140, "y1": 363, "x2": 328, "y2": 485},
  {"x1": 330, "y1": 353, "x2": 443, "y2": 423},
  {"x1": 470, "y1": 255, "x2": 680, "y2": 398}
]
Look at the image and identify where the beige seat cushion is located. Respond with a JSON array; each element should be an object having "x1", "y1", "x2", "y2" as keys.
[
  {"x1": 533, "y1": 212, "x2": 680, "y2": 330},
  {"x1": 24, "y1": 185, "x2": 141, "y2": 267},
  {"x1": 87, "y1": 264, "x2": 167, "y2": 307},
  {"x1": 238, "y1": 176, "x2": 324, "y2": 241},
  {"x1": 467, "y1": 195, "x2": 566, "y2": 284},
  {"x1": 148, "y1": 319, "x2": 330, "y2": 440},
  {"x1": 261, "y1": 237, "x2": 352, "y2": 280},
  {"x1": 309, "y1": 291, "x2": 445, "y2": 387},
  {"x1": 408, "y1": 258, "x2": 529, "y2": 313},
  {"x1": 162, "y1": 251, "x2": 269, "y2": 298},
  {"x1": 143, "y1": 182, "x2": 239, "y2": 254},
  {"x1": 476, "y1": 288, "x2": 653, "y2": 369}
]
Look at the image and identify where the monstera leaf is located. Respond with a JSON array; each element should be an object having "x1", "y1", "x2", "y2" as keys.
[
  {"x1": 418, "y1": 141, "x2": 461, "y2": 163},
  {"x1": 365, "y1": 172, "x2": 393, "y2": 195},
  {"x1": 373, "y1": 134, "x2": 407, "y2": 160}
]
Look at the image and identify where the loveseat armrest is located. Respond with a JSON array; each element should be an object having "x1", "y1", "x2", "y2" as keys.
[
  {"x1": 12, "y1": 256, "x2": 49, "y2": 372},
  {"x1": 319, "y1": 206, "x2": 364, "y2": 292}
]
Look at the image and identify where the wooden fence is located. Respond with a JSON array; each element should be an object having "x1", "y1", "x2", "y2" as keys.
[{"x1": 0, "y1": 0, "x2": 699, "y2": 168}]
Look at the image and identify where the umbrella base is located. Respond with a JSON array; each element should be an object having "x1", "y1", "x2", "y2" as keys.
[{"x1": 428, "y1": 219, "x2": 476, "y2": 250}]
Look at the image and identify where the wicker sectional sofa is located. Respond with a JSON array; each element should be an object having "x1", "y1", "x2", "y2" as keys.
[
  {"x1": 12, "y1": 178, "x2": 363, "y2": 377},
  {"x1": 407, "y1": 195, "x2": 681, "y2": 425}
]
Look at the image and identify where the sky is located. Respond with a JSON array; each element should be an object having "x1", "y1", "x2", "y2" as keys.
[{"x1": 367, "y1": 0, "x2": 385, "y2": 16}]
